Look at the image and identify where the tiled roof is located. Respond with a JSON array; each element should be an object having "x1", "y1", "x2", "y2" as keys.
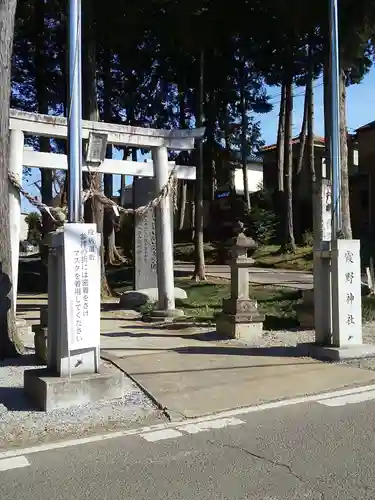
[{"x1": 261, "y1": 135, "x2": 325, "y2": 152}]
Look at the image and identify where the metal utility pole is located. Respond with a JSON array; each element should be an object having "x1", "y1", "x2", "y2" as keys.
[
  {"x1": 68, "y1": 0, "x2": 83, "y2": 222},
  {"x1": 329, "y1": 0, "x2": 342, "y2": 237}
]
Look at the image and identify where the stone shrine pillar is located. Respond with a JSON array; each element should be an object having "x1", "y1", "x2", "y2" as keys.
[
  {"x1": 150, "y1": 146, "x2": 182, "y2": 317},
  {"x1": 8, "y1": 129, "x2": 24, "y2": 312},
  {"x1": 133, "y1": 178, "x2": 158, "y2": 290},
  {"x1": 216, "y1": 223, "x2": 264, "y2": 340},
  {"x1": 301, "y1": 183, "x2": 375, "y2": 361},
  {"x1": 296, "y1": 180, "x2": 332, "y2": 336},
  {"x1": 313, "y1": 179, "x2": 332, "y2": 343},
  {"x1": 24, "y1": 223, "x2": 124, "y2": 411},
  {"x1": 133, "y1": 177, "x2": 174, "y2": 291},
  {"x1": 331, "y1": 239, "x2": 362, "y2": 346}
]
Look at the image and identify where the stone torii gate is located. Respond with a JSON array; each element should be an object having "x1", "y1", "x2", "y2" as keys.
[{"x1": 9, "y1": 109, "x2": 204, "y2": 316}]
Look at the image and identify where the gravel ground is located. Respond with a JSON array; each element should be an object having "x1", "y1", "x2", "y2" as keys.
[
  {"x1": 227, "y1": 321, "x2": 375, "y2": 371},
  {"x1": 2, "y1": 319, "x2": 375, "y2": 451},
  {"x1": 0, "y1": 355, "x2": 164, "y2": 452}
]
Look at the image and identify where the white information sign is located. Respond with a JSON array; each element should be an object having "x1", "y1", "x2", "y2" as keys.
[{"x1": 64, "y1": 223, "x2": 101, "y2": 351}]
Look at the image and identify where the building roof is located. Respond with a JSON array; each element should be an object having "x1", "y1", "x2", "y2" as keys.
[
  {"x1": 355, "y1": 121, "x2": 375, "y2": 133},
  {"x1": 229, "y1": 151, "x2": 263, "y2": 164},
  {"x1": 261, "y1": 135, "x2": 325, "y2": 152}
]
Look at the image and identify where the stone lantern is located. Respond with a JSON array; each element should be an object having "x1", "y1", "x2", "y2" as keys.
[{"x1": 216, "y1": 222, "x2": 264, "y2": 340}]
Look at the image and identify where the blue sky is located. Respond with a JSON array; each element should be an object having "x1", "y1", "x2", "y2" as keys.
[
  {"x1": 259, "y1": 66, "x2": 375, "y2": 145},
  {"x1": 21, "y1": 66, "x2": 375, "y2": 213}
]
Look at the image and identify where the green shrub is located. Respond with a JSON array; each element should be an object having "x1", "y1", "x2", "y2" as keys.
[
  {"x1": 302, "y1": 230, "x2": 314, "y2": 247},
  {"x1": 248, "y1": 207, "x2": 279, "y2": 245}
]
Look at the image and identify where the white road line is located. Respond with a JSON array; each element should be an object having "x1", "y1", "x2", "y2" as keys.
[
  {"x1": 318, "y1": 389, "x2": 375, "y2": 407},
  {"x1": 2, "y1": 384, "x2": 375, "y2": 459},
  {"x1": 0, "y1": 456, "x2": 30, "y2": 472},
  {"x1": 141, "y1": 418, "x2": 245, "y2": 441},
  {"x1": 141, "y1": 429, "x2": 183, "y2": 442},
  {"x1": 179, "y1": 417, "x2": 245, "y2": 435}
]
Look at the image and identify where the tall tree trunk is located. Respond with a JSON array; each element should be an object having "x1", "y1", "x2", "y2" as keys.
[
  {"x1": 0, "y1": 0, "x2": 19, "y2": 358},
  {"x1": 275, "y1": 83, "x2": 286, "y2": 243},
  {"x1": 82, "y1": 0, "x2": 108, "y2": 295},
  {"x1": 323, "y1": 57, "x2": 331, "y2": 181},
  {"x1": 191, "y1": 187, "x2": 195, "y2": 240},
  {"x1": 120, "y1": 175, "x2": 126, "y2": 206},
  {"x1": 206, "y1": 88, "x2": 216, "y2": 203},
  {"x1": 294, "y1": 80, "x2": 309, "y2": 240},
  {"x1": 34, "y1": 0, "x2": 53, "y2": 282},
  {"x1": 103, "y1": 51, "x2": 124, "y2": 266},
  {"x1": 276, "y1": 83, "x2": 286, "y2": 192},
  {"x1": 283, "y1": 79, "x2": 296, "y2": 251},
  {"x1": 307, "y1": 49, "x2": 316, "y2": 185},
  {"x1": 178, "y1": 181, "x2": 187, "y2": 231},
  {"x1": 103, "y1": 151, "x2": 125, "y2": 266},
  {"x1": 223, "y1": 100, "x2": 236, "y2": 209},
  {"x1": 339, "y1": 69, "x2": 352, "y2": 238},
  {"x1": 178, "y1": 86, "x2": 187, "y2": 231},
  {"x1": 240, "y1": 61, "x2": 250, "y2": 212},
  {"x1": 307, "y1": 42, "x2": 316, "y2": 238},
  {"x1": 193, "y1": 49, "x2": 206, "y2": 281},
  {"x1": 296, "y1": 84, "x2": 309, "y2": 175}
]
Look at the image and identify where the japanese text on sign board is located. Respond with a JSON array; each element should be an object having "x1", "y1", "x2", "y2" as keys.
[
  {"x1": 73, "y1": 229, "x2": 97, "y2": 344},
  {"x1": 344, "y1": 250, "x2": 356, "y2": 327}
]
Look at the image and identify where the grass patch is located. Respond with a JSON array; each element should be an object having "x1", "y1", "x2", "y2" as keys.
[
  {"x1": 174, "y1": 242, "x2": 228, "y2": 265},
  {"x1": 175, "y1": 278, "x2": 302, "y2": 330},
  {"x1": 252, "y1": 245, "x2": 313, "y2": 272},
  {"x1": 174, "y1": 242, "x2": 313, "y2": 272},
  {"x1": 362, "y1": 296, "x2": 375, "y2": 322},
  {"x1": 176, "y1": 279, "x2": 375, "y2": 327}
]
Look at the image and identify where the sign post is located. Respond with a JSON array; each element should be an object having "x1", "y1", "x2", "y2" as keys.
[
  {"x1": 68, "y1": 0, "x2": 83, "y2": 222},
  {"x1": 23, "y1": 0, "x2": 125, "y2": 411}
]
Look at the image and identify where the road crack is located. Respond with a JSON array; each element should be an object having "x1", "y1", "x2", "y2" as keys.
[{"x1": 207, "y1": 440, "x2": 325, "y2": 500}]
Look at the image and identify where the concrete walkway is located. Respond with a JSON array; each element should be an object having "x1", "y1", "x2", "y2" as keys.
[
  {"x1": 175, "y1": 264, "x2": 313, "y2": 289},
  {"x1": 99, "y1": 320, "x2": 375, "y2": 418},
  {"x1": 16, "y1": 294, "x2": 375, "y2": 420}
]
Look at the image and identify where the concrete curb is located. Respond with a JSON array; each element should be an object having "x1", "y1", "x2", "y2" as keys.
[{"x1": 100, "y1": 352, "x2": 182, "y2": 422}]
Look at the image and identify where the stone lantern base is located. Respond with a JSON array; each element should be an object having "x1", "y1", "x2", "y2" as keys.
[{"x1": 216, "y1": 298, "x2": 264, "y2": 341}]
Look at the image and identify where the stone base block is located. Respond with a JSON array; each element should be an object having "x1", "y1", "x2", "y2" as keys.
[
  {"x1": 143, "y1": 308, "x2": 184, "y2": 323},
  {"x1": 40, "y1": 305, "x2": 48, "y2": 327},
  {"x1": 299, "y1": 342, "x2": 375, "y2": 361},
  {"x1": 295, "y1": 304, "x2": 315, "y2": 329},
  {"x1": 216, "y1": 313, "x2": 263, "y2": 341},
  {"x1": 302, "y1": 289, "x2": 315, "y2": 305},
  {"x1": 24, "y1": 365, "x2": 125, "y2": 412},
  {"x1": 33, "y1": 326, "x2": 48, "y2": 363},
  {"x1": 120, "y1": 288, "x2": 188, "y2": 310}
]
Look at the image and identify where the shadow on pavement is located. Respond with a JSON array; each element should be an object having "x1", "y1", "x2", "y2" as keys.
[
  {"x1": 125, "y1": 361, "x2": 317, "y2": 377},
  {"x1": 101, "y1": 344, "x2": 311, "y2": 360},
  {"x1": 173, "y1": 344, "x2": 306, "y2": 357}
]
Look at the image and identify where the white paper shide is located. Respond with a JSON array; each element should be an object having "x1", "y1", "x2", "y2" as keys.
[{"x1": 64, "y1": 223, "x2": 100, "y2": 351}]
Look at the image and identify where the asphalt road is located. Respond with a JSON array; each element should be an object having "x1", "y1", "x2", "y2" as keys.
[{"x1": 2, "y1": 386, "x2": 375, "y2": 499}]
